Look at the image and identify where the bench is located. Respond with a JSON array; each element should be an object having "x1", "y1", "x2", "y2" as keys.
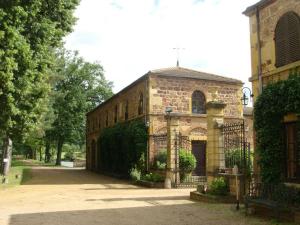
[{"x1": 244, "y1": 183, "x2": 296, "y2": 220}]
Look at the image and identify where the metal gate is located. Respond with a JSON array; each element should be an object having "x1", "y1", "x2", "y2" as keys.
[
  {"x1": 174, "y1": 133, "x2": 207, "y2": 188},
  {"x1": 221, "y1": 121, "x2": 251, "y2": 175}
]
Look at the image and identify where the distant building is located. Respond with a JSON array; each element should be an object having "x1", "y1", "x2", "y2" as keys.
[{"x1": 86, "y1": 67, "x2": 251, "y2": 175}]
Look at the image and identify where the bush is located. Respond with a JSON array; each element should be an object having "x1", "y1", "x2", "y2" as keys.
[
  {"x1": 209, "y1": 177, "x2": 228, "y2": 196},
  {"x1": 130, "y1": 167, "x2": 141, "y2": 181},
  {"x1": 254, "y1": 73, "x2": 300, "y2": 183},
  {"x1": 154, "y1": 149, "x2": 167, "y2": 170},
  {"x1": 179, "y1": 149, "x2": 196, "y2": 178},
  {"x1": 64, "y1": 151, "x2": 76, "y2": 162},
  {"x1": 98, "y1": 119, "x2": 147, "y2": 177},
  {"x1": 141, "y1": 172, "x2": 164, "y2": 183}
]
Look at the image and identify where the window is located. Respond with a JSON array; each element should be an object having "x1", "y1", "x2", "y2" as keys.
[
  {"x1": 285, "y1": 122, "x2": 300, "y2": 181},
  {"x1": 275, "y1": 12, "x2": 300, "y2": 67},
  {"x1": 192, "y1": 91, "x2": 206, "y2": 114},
  {"x1": 138, "y1": 93, "x2": 143, "y2": 115},
  {"x1": 125, "y1": 100, "x2": 129, "y2": 120},
  {"x1": 114, "y1": 105, "x2": 118, "y2": 123}
]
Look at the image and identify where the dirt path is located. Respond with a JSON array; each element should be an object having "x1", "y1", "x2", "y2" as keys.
[{"x1": 0, "y1": 166, "x2": 279, "y2": 225}]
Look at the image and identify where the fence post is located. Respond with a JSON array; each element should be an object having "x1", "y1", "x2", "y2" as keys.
[{"x1": 206, "y1": 101, "x2": 226, "y2": 185}]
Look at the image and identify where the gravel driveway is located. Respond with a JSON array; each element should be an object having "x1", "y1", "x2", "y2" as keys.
[{"x1": 0, "y1": 166, "x2": 287, "y2": 225}]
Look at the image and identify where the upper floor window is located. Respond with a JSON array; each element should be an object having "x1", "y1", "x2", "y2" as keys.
[
  {"x1": 114, "y1": 105, "x2": 118, "y2": 123},
  {"x1": 275, "y1": 12, "x2": 300, "y2": 67},
  {"x1": 125, "y1": 100, "x2": 129, "y2": 120},
  {"x1": 192, "y1": 91, "x2": 206, "y2": 114},
  {"x1": 138, "y1": 93, "x2": 144, "y2": 115}
]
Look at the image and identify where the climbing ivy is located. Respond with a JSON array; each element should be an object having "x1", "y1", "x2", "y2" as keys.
[
  {"x1": 97, "y1": 119, "x2": 147, "y2": 177},
  {"x1": 254, "y1": 72, "x2": 300, "y2": 184}
]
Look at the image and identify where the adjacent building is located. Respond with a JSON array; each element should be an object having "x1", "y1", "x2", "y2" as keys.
[{"x1": 244, "y1": 0, "x2": 300, "y2": 180}]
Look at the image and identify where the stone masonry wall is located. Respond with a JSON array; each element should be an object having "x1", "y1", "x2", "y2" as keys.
[
  {"x1": 149, "y1": 75, "x2": 243, "y2": 118},
  {"x1": 248, "y1": 0, "x2": 300, "y2": 99}
]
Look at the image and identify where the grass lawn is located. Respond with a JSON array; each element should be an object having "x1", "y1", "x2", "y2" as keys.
[{"x1": 0, "y1": 159, "x2": 55, "y2": 189}]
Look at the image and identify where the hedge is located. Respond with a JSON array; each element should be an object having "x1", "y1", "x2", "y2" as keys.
[{"x1": 97, "y1": 119, "x2": 147, "y2": 177}]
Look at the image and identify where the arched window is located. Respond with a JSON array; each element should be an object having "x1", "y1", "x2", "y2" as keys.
[
  {"x1": 138, "y1": 93, "x2": 143, "y2": 115},
  {"x1": 125, "y1": 100, "x2": 129, "y2": 120},
  {"x1": 192, "y1": 91, "x2": 206, "y2": 114},
  {"x1": 275, "y1": 12, "x2": 300, "y2": 67}
]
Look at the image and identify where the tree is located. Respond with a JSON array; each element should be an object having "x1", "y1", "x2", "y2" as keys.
[
  {"x1": 50, "y1": 50, "x2": 113, "y2": 165},
  {"x1": 0, "y1": 0, "x2": 79, "y2": 176}
]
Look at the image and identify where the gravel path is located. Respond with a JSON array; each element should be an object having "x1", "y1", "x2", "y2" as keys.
[{"x1": 0, "y1": 166, "x2": 283, "y2": 225}]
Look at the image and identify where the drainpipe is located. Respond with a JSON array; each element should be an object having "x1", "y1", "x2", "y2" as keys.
[{"x1": 256, "y1": 7, "x2": 263, "y2": 94}]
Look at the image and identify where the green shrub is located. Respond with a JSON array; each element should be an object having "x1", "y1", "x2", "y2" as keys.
[
  {"x1": 154, "y1": 149, "x2": 167, "y2": 170},
  {"x1": 209, "y1": 177, "x2": 228, "y2": 196},
  {"x1": 179, "y1": 149, "x2": 196, "y2": 179},
  {"x1": 141, "y1": 172, "x2": 164, "y2": 183},
  {"x1": 254, "y1": 73, "x2": 300, "y2": 183},
  {"x1": 98, "y1": 119, "x2": 147, "y2": 177},
  {"x1": 130, "y1": 167, "x2": 141, "y2": 181},
  {"x1": 64, "y1": 151, "x2": 76, "y2": 162}
]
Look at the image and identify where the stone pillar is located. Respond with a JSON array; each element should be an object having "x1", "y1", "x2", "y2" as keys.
[
  {"x1": 206, "y1": 101, "x2": 226, "y2": 185},
  {"x1": 165, "y1": 114, "x2": 180, "y2": 187}
]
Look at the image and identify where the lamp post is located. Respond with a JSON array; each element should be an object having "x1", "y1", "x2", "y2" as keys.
[{"x1": 241, "y1": 87, "x2": 254, "y2": 106}]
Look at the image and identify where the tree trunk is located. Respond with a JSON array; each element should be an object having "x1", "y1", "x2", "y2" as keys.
[
  {"x1": 55, "y1": 138, "x2": 64, "y2": 166},
  {"x1": 1, "y1": 136, "x2": 12, "y2": 177},
  {"x1": 39, "y1": 147, "x2": 42, "y2": 161},
  {"x1": 45, "y1": 140, "x2": 51, "y2": 163}
]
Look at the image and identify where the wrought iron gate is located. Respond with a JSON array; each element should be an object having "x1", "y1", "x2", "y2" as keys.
[
  {"x1": 221, "y1": 121, "x2": 251, "y2": 174},
  {"x1": 174, "y1": 133, "x2": 207, "y2": 188}
]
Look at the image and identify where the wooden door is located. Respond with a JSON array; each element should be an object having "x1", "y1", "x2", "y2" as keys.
[{"x1": 192, "y1": 141, "x2": 206, "y2": 176}]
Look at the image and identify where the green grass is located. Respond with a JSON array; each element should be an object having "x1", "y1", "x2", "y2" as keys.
[
  {"x1": 0, "y1": 159, "x2": 56, "y2": 189},
  {"x1": 0, "y1": 164, "x2": 31, "y2": 189}
]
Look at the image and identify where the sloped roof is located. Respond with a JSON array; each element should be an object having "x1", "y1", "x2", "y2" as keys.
[
  {"x1": 87, "y1": 66, "x2": 243, "y2": 115},
  {"x1": 149, "y1": 67, "x2": 243, "y2": 84},
  {"x1": 243, "y1": 0, "x2": 275, "y2": 16}
]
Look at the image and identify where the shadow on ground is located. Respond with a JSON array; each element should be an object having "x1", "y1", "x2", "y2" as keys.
[
  {"x1": 8, "y1": 203, "x2": 271, "y2": 225},
  {"x1": 22, "y1": 167, "x2": 137, "y2": 186}
]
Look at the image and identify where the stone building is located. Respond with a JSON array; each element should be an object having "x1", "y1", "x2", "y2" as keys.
[
  {"x1": 244, "y1": 0, "x2": 300, "y2": 180},
  {"x1": 86, "y1": 67, "x2": 248, "y2": 175}
]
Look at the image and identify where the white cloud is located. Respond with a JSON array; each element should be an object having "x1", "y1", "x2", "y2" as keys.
[{"x1": 64, "y1": 0, "x2": 259, "y2": 92}]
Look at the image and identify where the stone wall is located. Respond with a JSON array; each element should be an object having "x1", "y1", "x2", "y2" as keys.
[
  {"x1": 247, "y1": 0, "x2": 300, "y2": 99},
  {"x1": 149, "y1": 75, "x2": 243, "y2": 118},
  {"x1": 86, "y1": 78, "x2": 148, "y2": 170}
]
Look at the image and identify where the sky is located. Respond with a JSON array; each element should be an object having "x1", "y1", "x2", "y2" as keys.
[{"x1": 64, "y1": 0, "x2": 259, "y2": 93}]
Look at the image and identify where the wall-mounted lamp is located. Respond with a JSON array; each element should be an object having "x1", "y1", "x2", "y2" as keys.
[
  {"x1": 241, "y1": 87, "x2": 254, "y2": 106},
  {"x1": 165, "y1": 106, "x2": 173, "y2": 114}
]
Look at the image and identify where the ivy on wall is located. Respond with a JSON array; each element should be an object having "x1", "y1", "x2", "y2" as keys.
[
  {"x1": 97, "y1": 119, "x2": 147, "y2": 177},
  {"x1": 254, "y1": 72, "x2": 300, "y2": 184}
]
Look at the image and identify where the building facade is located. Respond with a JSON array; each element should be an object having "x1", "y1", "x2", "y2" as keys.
[
  {"x1": 244, "y1": 0, "x2": 300, "y2": 180},
  {"x1": 86, "y1": 67, "x2": 248, "y2": 175}
]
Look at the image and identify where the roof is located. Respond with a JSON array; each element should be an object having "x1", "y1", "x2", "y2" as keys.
[
  {"x1": 149, "y1": 67, "x2": 243, "y2": 84},
  {"x1": 87, "y1": 66, "x2": 243, "y2": 115},
  {"x1": 243, "y1": 0, "x2": 275, "y2": 16}
]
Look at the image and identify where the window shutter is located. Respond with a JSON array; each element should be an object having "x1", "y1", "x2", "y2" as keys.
[{"x1": 275, "y1": 12, "x2": 300, "y2": 67}]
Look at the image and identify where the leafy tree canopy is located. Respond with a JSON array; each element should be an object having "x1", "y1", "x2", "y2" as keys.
[{"x1": 0, "y1": 0, "x2": 79, "y2": 140}]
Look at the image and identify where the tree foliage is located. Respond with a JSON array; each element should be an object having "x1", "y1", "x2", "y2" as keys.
[
  {"x1": 49, "y1": 50, "x2": 113, "y2": 165},
  {"x1": 254, "y1": 72, "x2": 300, "y2": 183},
  {"x1": 0, "y1": 0, "x2": 79, "y2": 139}
]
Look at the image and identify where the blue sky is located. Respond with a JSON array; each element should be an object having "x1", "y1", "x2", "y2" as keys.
[{"x1": 64, "y1": 0, "x2": 259, "y2": 92}]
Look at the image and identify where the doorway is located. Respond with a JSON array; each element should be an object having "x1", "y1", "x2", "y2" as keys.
[{"x1": 191, "y1": 140, "x2": 206, "y2": 176}]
